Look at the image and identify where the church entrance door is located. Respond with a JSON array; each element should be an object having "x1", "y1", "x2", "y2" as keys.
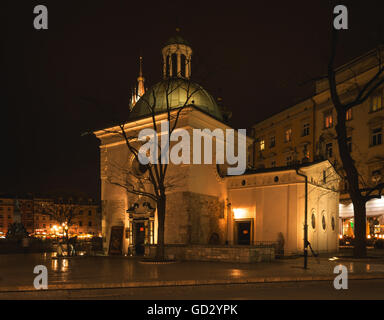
[
  {"x1": 237, "y1": 221, "x2": 251, "y2": 245},
  {"x1": 134, "y1": 222, "x2": 145, "y2": 255}
]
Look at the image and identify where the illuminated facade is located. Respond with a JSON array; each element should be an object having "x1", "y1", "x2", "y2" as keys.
[
  {"x1": 33, "y1": 198, "x2": 101, "y2": 237},
  {"x1": 252, "y1": 46, "x2": 384, "y2": 239},
  {"x1": 0, "y1": 195, "x2": 101, "y2": 238},
  {"x1": 95, "y1": 31, "x2": 340, "y2": 258},
  {"x1": 0, "y1": 198, "x2": 14, "y2": 238}
]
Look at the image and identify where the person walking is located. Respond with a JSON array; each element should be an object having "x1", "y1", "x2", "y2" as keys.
[{"x1": 57, "y1": 239, "x2": 64, "y2": 257}]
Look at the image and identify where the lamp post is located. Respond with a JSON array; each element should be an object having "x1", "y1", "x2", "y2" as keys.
[{"x1": 296, "y1": 167, "x2": 309, "y2": 269}]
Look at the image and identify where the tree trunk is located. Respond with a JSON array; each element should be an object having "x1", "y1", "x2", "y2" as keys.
[
  {"x1": 353, "y1": 200, "x2": 367, "y2": 257},
  {"x1": 328, "y1": 32, "x2": 368, "y2": 258},
  {"x1": 156, "y1": 194, "x2": 166, "y2": 260},
  {"x1": 335, "y1": 113, "x2": 367, "y2": 258}
]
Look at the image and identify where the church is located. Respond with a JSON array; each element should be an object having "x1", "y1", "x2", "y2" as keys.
[{"x1": 94, "y1": 31, "x2": 341, "y2": 262}]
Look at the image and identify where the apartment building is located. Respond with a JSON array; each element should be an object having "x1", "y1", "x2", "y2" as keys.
[
  {"x1": 0, "y1": 195, "x2": 101, "y2": 237},
  {"x1": 252, "y1": 46, "x2": 384, "y2": 238}
]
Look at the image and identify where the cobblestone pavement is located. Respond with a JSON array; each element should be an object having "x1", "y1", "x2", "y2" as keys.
[
  {"x1": 2, "y1": 279, "x2": 384, "y2": 300},
  {"x1": 1, "y1": 251, "x2": 384, "y2": 291}
]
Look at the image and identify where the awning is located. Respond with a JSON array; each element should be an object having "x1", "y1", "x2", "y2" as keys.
[{"x1": 339, "y1": 196, "x2": 384, "y2": 218}]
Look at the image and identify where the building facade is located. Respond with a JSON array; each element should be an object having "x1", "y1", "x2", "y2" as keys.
[
  {"x1": 95, "y1": 32, "x2": 340, "y2": 259},
  {"x1": 253, "y1": 46, "x2": 384, "y2": 239},
  {"x1": 0, "y1": 195, "x2": 101, "y2": 238},
  {"x1": 0, "y1": 198, "x2": 14, "y2": 237}
]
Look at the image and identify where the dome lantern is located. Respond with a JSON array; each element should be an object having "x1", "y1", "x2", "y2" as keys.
[{"x1": 162, "y1": 28, "x2": 192, "y2": 79}]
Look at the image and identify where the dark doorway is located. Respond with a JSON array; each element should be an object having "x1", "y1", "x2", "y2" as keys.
[
  {"x1": 134, "y1": 222, "x2": 145, "y2": 255},
  {"x1": 237, "y1": 221, "x2": 251, "y2": 245}
]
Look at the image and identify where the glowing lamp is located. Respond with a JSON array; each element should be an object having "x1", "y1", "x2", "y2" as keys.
[{"x1": 233, "y1": 208, "x2": 248, "y2": 220}]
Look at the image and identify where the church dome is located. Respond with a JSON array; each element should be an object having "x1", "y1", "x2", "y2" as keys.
[
  {"x1": 165, "y1": 34, "x2": 190, "y2": 46},
  {"x1": 164, "y1": 28, "x2": 190, "y2": 46},
  {"x1": 131, "y1": 78, "x2": 224, "y2": 121}
]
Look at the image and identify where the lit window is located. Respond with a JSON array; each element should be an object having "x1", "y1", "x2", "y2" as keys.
[
  {"x1": 324, "y1": 111, "x2": 333, "y2": 128},
  {"x1": 346, "y1": 108, "x2": 352, "y2": 121},
  {"x1": 260, "y1": 139, "x2": 265, "y2": 151},
  {"x1": 372, "y1": 127, "x2": 382, "y2": 146},
  {"x1": 285, "y1": 129, "x2": 292, "y2": 142},
  {"x1": 302, "y1": 123, "x2": 310, "y2": 136},
  {"x1": 372, "y1": 92, "x2": 383, "y2": 112}
]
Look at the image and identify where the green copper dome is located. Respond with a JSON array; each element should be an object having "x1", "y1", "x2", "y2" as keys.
[
  {"x1": 131, "y1": 78, "x2": 224, "y2": 121},
  {"x1": 164, "y1": 33, "x2": 190, "y2": 46}
]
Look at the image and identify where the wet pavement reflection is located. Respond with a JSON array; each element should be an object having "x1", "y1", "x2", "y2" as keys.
[{"x1": 0, "y1": 253, "x2": 384, "y2": 288}]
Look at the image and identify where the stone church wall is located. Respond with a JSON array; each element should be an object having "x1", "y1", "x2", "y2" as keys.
[{"x1": 165, "y1": 192, "x2": 225, "y2": 245}]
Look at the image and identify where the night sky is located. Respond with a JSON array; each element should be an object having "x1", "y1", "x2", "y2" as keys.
[{"x1": 2, "y1": 0, "x2": 384, "y2": 199}]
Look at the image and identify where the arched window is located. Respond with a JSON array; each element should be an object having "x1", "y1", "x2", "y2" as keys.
[
  {"x1": 180, "y1": 54, "x2": 186, "y2": 77},
  {"x1": 171, "y1": 54, "x2": 177, "y2": 77},
  {"x1": 311, "y1": 210, "x2": 316, "y2": 229},
  {"x1": 322, "y1": 211, "x2": 327, "y2": 230},
  {"x1": 165, "y1": 56, "x2": 170, "y2": 77}
]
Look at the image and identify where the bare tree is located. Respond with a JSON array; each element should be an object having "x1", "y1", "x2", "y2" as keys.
[
  {"x1": 37, "y1": 199, "x2": 77, "y2": 254},
  {"x1": 101, "y1": 77, "x2": 202, "y2": 260},
  {"x1": 328, "y1": 30, "x2": 384, "y2": 257}
]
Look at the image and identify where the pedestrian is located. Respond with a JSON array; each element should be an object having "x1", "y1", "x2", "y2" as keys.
[
  {"x1": 68, "y1": 237, "x2": 76, "y2": 256},
  {"x1": 72, "y1": 236, "x2": 77, "y2": 256},
  {"x1": 68, "y1": 243, "x2": 74, "y2": 256},
  {"x1": 57, "y1": 239, "x2": 63, "y2": 257}
]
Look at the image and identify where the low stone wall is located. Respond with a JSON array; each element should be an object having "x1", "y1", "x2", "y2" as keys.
[{"x1": 145, "y1": 244, "x2": 276, "y2": 263}]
